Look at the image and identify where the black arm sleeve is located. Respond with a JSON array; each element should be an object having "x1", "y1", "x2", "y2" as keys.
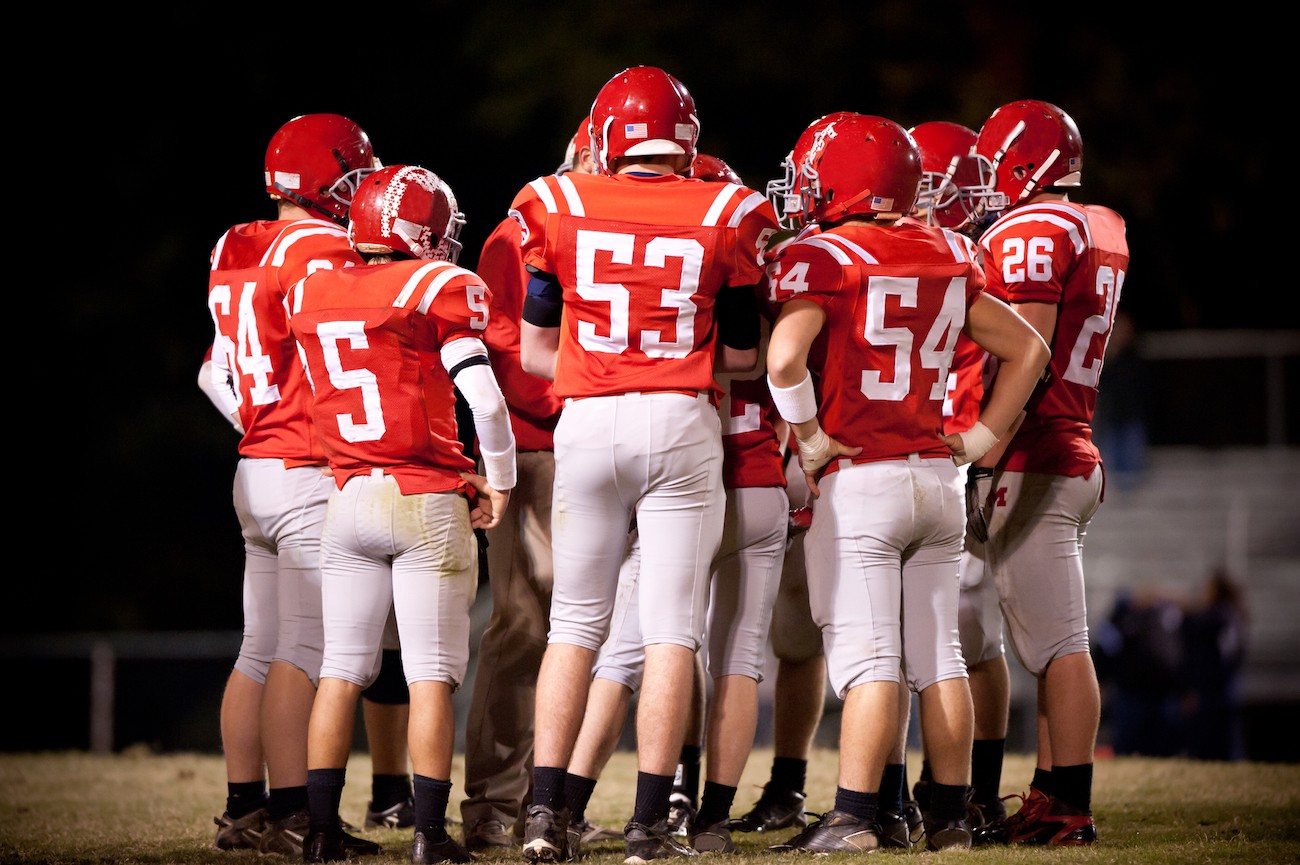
[
  {"x1": 522, "y1": 266, "x2": 563, "y2": 327},
  {"x1": 716, "y1": 284, "x2": 761, "y2": 350}
]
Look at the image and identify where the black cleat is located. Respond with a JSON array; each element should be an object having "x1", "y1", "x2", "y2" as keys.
[
  {"x1": 302, "y1": 822, "x2": 382, "y2": 862},
  {"x1": 624, "y1": 820, "x2": 698, "y2": 863},
  {"x1": 729, "y1": 785, "x2": 807, "y2": 833},
  {"x1": 767, "y1": 810, "x2": 879, "y2": 854},
  {"x1": 413, "y1": 830, "x2": 475, "y2": 864},
  {"x1": 213, "y1": 807, "x2": 267, "y2": 850},
  {"x1": 365, "y1": 798, "x2": 415, "y2": 829},
  {"x1": 522, "y1": 805, "x2": 571, "y2": 862}
]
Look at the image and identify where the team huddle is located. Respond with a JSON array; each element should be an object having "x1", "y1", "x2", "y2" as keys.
[{"x1": 202, "y1": 64, "x2": 1128, "y2": 864}]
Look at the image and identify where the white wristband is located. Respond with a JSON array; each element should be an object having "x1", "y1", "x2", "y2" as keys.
[
  {"x1": 480, "y1": 441, "x2": 517, "y2": 492},
  {"x1": 955, "y1": 421, "x2": 998, "y2": 467},
  {"x1": 797, "y1": 426, "x2": 835, "y2": 473},
  {"x1": 768, "y1": 370, "x2": 818, "y2": 424}
]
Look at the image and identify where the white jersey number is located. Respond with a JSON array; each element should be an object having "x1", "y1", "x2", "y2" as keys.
[
  {"x1": 208, "y1": 259, "x2": 341, "y2": 408},
  {"x1": 860, "y1": 276, "x2": 966, "y2": 402},
  {"x1": 574, "y1": 229, "x2": 704, "y2": 358},
  {"x1": 1063, "y1": 265, "x2": 1125, "y2": 388},
  {"x1": 317, "y1": 320, "x2": 385, "y2": 442}
]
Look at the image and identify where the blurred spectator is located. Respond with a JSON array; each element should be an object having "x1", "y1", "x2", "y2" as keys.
[
  {"x1": 1180, "y1": 568, "x2": 1249, "y2": 761},
  {"x1": 1093, "y1": 589, "x2": 1185, "y2": 756},
  {"x1": 1092, "y1": 309, "x2": 1150, "y2": 490}
]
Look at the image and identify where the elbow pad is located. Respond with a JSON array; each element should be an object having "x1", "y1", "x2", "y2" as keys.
[{"x1": 523, "y1": 269, "x2": 563, "y2": 327}]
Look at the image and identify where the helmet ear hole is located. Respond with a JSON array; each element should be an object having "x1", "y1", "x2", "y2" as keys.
[{"x1": 975, "y1": 100, "x2": 1083, "y2": 206}]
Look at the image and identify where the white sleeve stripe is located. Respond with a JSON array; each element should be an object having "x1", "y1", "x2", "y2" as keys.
[
  {"x1": 264, "y1": 223, "x2": 348, "y2": 267},
  {"x1": 416, "y1": 264, "x2": 473, "y2": 314},
  {"x1": 726, "y1": 189, "x2": 770, "y2": 228},
  {"x1": 810, "y1": 233, "x2": 880, "y2": 265},
  {"x1": 799, "y1": 236, "x2": 853, "y2": 264},
  {"x1": 702, "y1": 184, "x2": 741, "y2": 227},
  {"x1": 392, "y1": 261, "x2": 451, "y2": 308},
  {"x1": 210, "y1": 231, "x2": 230, "y2": 271},
  {"x1": 529, "y1": 176, "x2": 560, "y2": 213},
  {"x1": 942, "y1": 230, "x2": 968, "y2": 262},
  {"x1": 982, "y1": 204, "x2": 1091, "y2": 254},
  {"x1": 556, "y1": 173, "x2": 585, "y2": 216}
]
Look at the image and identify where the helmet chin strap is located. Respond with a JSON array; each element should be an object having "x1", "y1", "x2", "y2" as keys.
[{"x1": 272, "y1": 183, "x2": 347, "y2": 226}]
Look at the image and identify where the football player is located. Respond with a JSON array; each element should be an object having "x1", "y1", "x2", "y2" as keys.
[
  {"x1": 287, "y1": 165, "x2": 516, "y2": 864},
  {"x1": 967, "y1": 99, "x2": 1129, "y2": 847},
  {"x1": 204, "y1": 113, "x2": 388, "y2": 858},
  {"x1": 514, "y1": 67, "x2": 780, "y2": 865},
  {"x1": 763, "y1": 112, "x2": 1048, "y2": 853}
]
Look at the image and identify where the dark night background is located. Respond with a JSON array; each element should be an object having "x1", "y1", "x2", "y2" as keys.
[{"x1": 12, "y1": 4, "x2": 1288, "y2": 749}]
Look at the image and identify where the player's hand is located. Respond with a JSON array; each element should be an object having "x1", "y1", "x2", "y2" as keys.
[
  {"x1": 460, "y1": 471, "x2": 510, "y2": 531},
  {"x1": 965, "y1": 467, "x2": 995, "y2": 543},
  {"x1": 942, "y1": 421, "x2": 997, "y2": 467},
  {"x1": 796, "y1": 427, "x2": 862, "y2": 498}
]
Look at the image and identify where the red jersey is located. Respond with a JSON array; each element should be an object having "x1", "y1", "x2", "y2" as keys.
[
  {"x1": 286, "y1": 260, "x2": 491, "y2": 495},
  {"x1": 478, "y1": 216, "x2": 563, "y2": 452},
  {"x1": 719, "y1": 373, "x2": 786, "y2": 490},
  {"x1": 510, "y1": 171, "x2": 779, "y2": 400},
  {"x1": 207, "y1": 218, "x2": 361, "y2": 464},
  {"x1": 767, "y1": 217, "x2": 986, "y2": 471},
  {"x1": 979, "y1": 201, "x2": 1129, "y2": 477}
]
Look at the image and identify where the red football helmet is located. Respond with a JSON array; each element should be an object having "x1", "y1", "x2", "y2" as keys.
[
  {"x1": 974, "y1": 100, "x2": 1082, "y2": 206},
  {"x1": 264, "y1": 114, "x2": 379, "y2": 225},
  {"x1": 348, "y1": 165, "x2": 466, "y2": 263},
  {"x1": 795, "y1": 114, "x2": 921, "y2": 224},
  {"x1": 766, "y1": 111, "x2": 855, "y2": 229},
  {"x1": 691, "y1": 153, "x2": 742, "y2": 184},
  {"x1": 908, "y1": 121, "x2": 1007, "y2": 231},
  {"x1": 589, "y1": 66, "x2": 699, "y2": 175}
]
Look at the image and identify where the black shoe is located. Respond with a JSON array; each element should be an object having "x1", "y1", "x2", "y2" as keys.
[
  {"x1": 767, "y1": 810, "x2": 879, "y2": 854},
  {"x1": 463, "y1": 818, "x2": 514, "y2": 851},
  {"x1": 258, "y1": 809, "x2": 311, "y2": 857},
  {"x1": 666, "y1": 792, "x2": 696, "y2": 839},
  {"x1": 874, "y1": 809, "x2": 912, "y2": 849},
  {"x1": 522, "y1": 805, "x2": 571, "y2": 862},
  {"x1": 214, "y1": 807, "x2": 267, "y2": 851},
  {"x1": 366, "y1": 798, "x2": 415, "y2": 829},
  {"x1": 923, "y1": 814, "x2": 972, "y2": 851},
  {"x1": 303, "y1": 822, "x2": 383, "y2": 862},
  {"x1": 966, "y1": 797, "x2": 1007, "y2": 845},
  {"x1": 729, "y1": 785, "x2": 807, "y2": 833},
  {"x1": 413, "y1": 830, "x2": 474, "y2": 864},
  {"x1": 687, "y1": 818, "x2": 735, "y2": 854},
  {"x1": 624, "y1": 820, "x2": 698, "y2": 864}
]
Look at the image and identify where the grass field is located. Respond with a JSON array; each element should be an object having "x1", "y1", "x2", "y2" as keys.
[{"x1": 1, "y1": 747, "x2": 1297, "y2": 864}]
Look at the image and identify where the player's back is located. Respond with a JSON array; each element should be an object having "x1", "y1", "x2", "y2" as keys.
[
  {"x1": 207, "y1": 217, "x2": 359, "y2": 462},
  {"x1": 511, "y1": 171, "x2": 777, "y2": 398},
  {"x1": 287, "y1": 260, "x2": 485, "y2": 494},
  {"x1": 770, "y1": 217, "x2": 984, "y2": 465},
  {"x1": 719, "y1": 373, "x2": 785, "y2": 490},
  {"x1": 478, "y1": 215, "x2": 562, "y2": 451},
  {"x1": 979, "y1": 200, "x2": 1129, "y2": 475}
]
